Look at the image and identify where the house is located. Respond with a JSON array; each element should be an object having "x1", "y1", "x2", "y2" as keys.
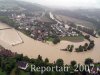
[{"x1": 17, "y1": 61, "x2": 29, "y2": 70}]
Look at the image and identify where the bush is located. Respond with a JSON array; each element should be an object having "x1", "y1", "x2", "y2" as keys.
[
  {"x1": 56, "y1": 59, "x2": 64, "y2": 66},
  {"x1": 69, "y1": 45, "x2": 74, "y2": 52},
  {"x1": 84, "y1": 35, "x2": 90, "y2": 41},
  {"x1": 76, "y1": 45, "x2": 84, "y2": 52},
  {"x1": 85, "y1": 58, "x2": 93, "y2": 65},
  {"x1": 53, "y1": 37, "x2": 60, "y2": 44},
  {"x1": 87, "y1": 41, "x2": 95, "y2": 50},
  {"x1": 70, "y1": 60, "x2": 77, "y2": 66}
]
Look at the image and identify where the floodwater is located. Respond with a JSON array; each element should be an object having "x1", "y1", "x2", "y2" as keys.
[{"x1": 0, "y1": 22, "x2": 100, "y2": 64}]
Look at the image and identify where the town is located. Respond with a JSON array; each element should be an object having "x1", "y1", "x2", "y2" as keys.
[{"x1": 2, "y1": 10, "x2": 95, "y2": 44}]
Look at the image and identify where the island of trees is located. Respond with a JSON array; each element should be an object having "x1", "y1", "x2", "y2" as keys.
[{"x1": 61, "y1": 34, "x2": 95, "y2": 52}]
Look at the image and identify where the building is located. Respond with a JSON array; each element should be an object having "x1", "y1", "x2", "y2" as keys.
[{"x1": 17, "y1": 61, "x2": 29, "y2": 70}]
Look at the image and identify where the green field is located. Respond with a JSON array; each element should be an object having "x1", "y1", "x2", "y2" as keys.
[
  {"x1": 46, "y1": 35, "x2": 84, "y2": 42},
  {"x1": 61, "y1": 36, "x2": 84, "y2": 42},
  {"x1": 46, "y1": 37, "x2": 54, "y2": 42}
]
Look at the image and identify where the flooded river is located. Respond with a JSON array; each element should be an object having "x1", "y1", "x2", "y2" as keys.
[{"x1": 0, "y1": 22, "x2": 100, "y2": 64}]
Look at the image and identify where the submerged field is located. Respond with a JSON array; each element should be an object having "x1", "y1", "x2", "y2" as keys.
[
  {"x1": 0, "y1": 29, "x2": 23, "y2": 46},
  {"x1": 0, "y1": 22, "x2": 100, "y2": 64},
  {"x1": 55, "y1": 15, "x2": 95, "y2": 29},
  {"x1": 0, "y1": 22, "x2": 23, "y2": 46}
]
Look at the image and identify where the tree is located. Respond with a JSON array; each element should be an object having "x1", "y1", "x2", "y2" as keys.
[
  {"x1": 78, "y1": 45, "x2": 84, "y2": 52},
  {"x1": 53, "y1": 37, "x2": 60, "y2": 44},
  {"x1": 69, "y1": 45, "x2": 74, "y2": 52},
  {"x1": 56, "y1": 59, "x2": 64, "y2": 66},
  {"x1": 35, "y1": 55, "x2": 43, "y2": 66},
  {"x1": 4, "y1": 58, "x2": 16, "y2": 75},
  {"x1": 45, "y1": 58, "x2": 49, "y2": 64},
  {"x1": 23, "y1": 56, "x2": 30, "y2": 62},
  {"x1": 0, "y1": 16, "x2": 16, "y2": 28},
  {"x1": 84, "y1": 35, "x2": 90, "y2": 41},
  {"x1": 67, "y1": 45, "x2": 71, "y2": 51},
  {"x1": 5, "y1": 64, "x2": 12, "y2": 75},
  {"x1": 85, "y1": 58, "x2": 94, "y2": 65},
  {"x1": 84, "y1": 43, "x2": 88, "y2": 51},
  {"x1": 15, "y1": 54, "x2": 23, "y2": 61},
  {"x1": 84, "y1": 43, "x2": 88, "y2": 48},
  {"x1": 76, "y1": 45, "x2": 85, "y2": 52},
  {"x1": 0, "y1": 57, "x2": 2, "y2": 67},
  {"x1": 37, "y1": 55, "x2": 43, "y2": 61},
  {"x1": 30, "y1": 58, "x2": 35, "y2": 63},
  {"x1": 65, "y1": 45, "x2": 74, "y2": 52},
  {"x1": 75, "y1": 48, "x2": 78, "y2": 52},
  {"x1": 15, "y1": 67, "x2": 20, "y2": 75},
  {"x1": 70, "y1": 60, "x2": 77, "y2": 66},
  {"x1": 87, "y1": 41, "x2": 95, "y2": 50}
]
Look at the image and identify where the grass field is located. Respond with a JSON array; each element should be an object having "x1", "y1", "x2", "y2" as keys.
[
  {"x1": 61, "y1": 36, "x2": 84, "y2": 42},
  {"x1": 46, "y1": 37, "x2": 54, "y2": 42},
  {"x1": 46, "y1": 35, "x2": 84, "y2": 42}
]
